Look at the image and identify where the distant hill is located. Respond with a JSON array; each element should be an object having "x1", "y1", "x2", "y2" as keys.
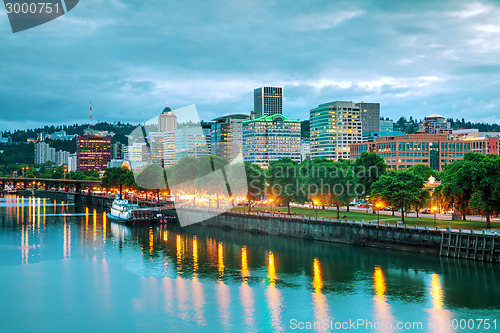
[{"x1": 2, "y1": 121, "x2": 137, "y2": 145}]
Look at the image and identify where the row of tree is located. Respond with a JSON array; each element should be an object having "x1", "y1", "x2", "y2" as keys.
[{"x1": 0, "y1": 163, "x2": 100, "y2": 180}]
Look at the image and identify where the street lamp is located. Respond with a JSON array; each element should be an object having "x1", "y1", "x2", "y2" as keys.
[
  {"x1": 375, "y1": 202, "x2": 382, "y2": 223},
  {"x1": 269, "y1": 198, "x2": 273, "y2": 213},
  {"x1": 432, "y1": 206, "x2": 438, "y2": 228},
  {"x1": 313, "y1": 201, "x2": 320, "y2": 221}
]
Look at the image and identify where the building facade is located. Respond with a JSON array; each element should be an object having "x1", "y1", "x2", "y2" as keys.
[
  {"x1": 488, "y1": 137, "x2": 500, "y2": 155},
  {"x1": 350, "y1": 134, "x2": 472, "y2": 171},
  {"x1": 158, "y1": 106, "x2": 177, "y2": 167},
  {"x1": 34, "y1": 142, "x2": 56, "y2": 164},
  {"x1": 158, "y1": 106, "x2": 177, "y2": 132},
  {"x1": 124, "y1": 142, "x2": 147, "y2": 163},
  {"x1": 310, "y1": 101, "x2": 363, "y2": 160},
  {"x1": 148, "y1": 132, "x2": 165, "y2": 165},
  {"x1": 254, "y1": 86, "x2": 283, "y2": 117},
  {"x1": 111, "y1": 143, "x2": 124, "y2": 160},
  {"x1": 419, "y1": 114, "x2": 452, "y2": 134},
  {"x1": 211, "y1": 114, "x2": 250, "y2": 163},
  {"x1": 356, "y1": 102, "x2": 380, "y2": 133},
  {"x1": 175, "y1": 123, "x2": 211, "y2": 161},
  {"x1": 68, "y1": 154, "x2": 77, "y2": 172},
  {"x1": 242, "y1": 114, "x2": 301, "y2": 167},
  {"x1": 56, "y1": 150, "x2": 70, "y2": 166},
  {"x1": 76, "y1": 135, "x2": 111, "y2": 172},
  {"x1": 380, "y1": 119, "x2": 394, "y2": 132},
  {"x1": 301, "y1": 138, "x2": 310, "y2": 161}
]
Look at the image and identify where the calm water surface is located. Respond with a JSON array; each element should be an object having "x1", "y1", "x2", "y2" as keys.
[{"x1": 0, "y1": 195, "x2": 499, "y2": 332}]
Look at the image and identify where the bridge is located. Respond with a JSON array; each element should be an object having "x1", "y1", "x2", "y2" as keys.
[{"x1": 0, "y1": 177, "x2": 101, "y2": 193}]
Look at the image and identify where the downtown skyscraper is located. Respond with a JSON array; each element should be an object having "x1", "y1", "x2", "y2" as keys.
[
  {"x1": 253, "y1": 86, "x2": 283, "y2": 117},
  {"x1": 310, "y1": 101, "x2": 362, "y2": 160},
  {"x1": 211, "y1": 114, "x2": 250, "y2": 163}
]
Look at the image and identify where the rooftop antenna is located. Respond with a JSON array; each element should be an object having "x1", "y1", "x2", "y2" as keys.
[{"x1": 88, "y1": 97, "x2": 92, "y2": 129}]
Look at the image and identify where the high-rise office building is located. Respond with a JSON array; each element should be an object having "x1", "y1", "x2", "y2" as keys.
[
  {"x1": 254, "y1": 86, "x2": 283, "y2": 117},
  {"x1": 157, "y1": 105, "x2": 177, "y2": 167},
  {"x1": 211, "y1": 114, "x2": 250, "y2": 163},
  {"x1": 158, "y1": 105, "x2": 177, "y2": 132},
  {"x1": 148, "y1": 132, "x2": 165, "y2": 165},
  {"x1": 76, "y1": 135, "x2": 111, "y2": 172},
  {"x1": 242, "y1": 114, "x2": 301, "y2": 168},
  {"x1": 124, "y1": 142, "x2": 148, "y2": 163},
  {"x1": 175, "y1": 123, "x2": 211, "y2": 161},
  {"x1": 310, "y1": 101, "x2": 363, "y2": 160},
  {"x1": 111, "y1": 143, "x2": 124, "y2": 160},
  {"x1": 356, "y1": 102, "x2": 380, "y2": 133}
]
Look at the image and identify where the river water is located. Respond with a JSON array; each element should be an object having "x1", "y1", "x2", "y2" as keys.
[{"x1": 0, "y1": 195, "x2": 499, "y2": 332}]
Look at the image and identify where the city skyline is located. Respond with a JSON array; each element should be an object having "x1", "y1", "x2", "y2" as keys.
[{"x1": 2, "y1": 1, "x2": 500, "y2": 130}]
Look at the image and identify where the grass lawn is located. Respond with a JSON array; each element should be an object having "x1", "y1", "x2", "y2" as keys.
[{"x1": 231, "y1": 205, "x2": 498, "y2": 230}]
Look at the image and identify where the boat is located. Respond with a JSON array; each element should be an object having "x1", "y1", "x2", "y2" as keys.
[{"x1": 107, "y1": 197, "x2": 161, "y2": 223}]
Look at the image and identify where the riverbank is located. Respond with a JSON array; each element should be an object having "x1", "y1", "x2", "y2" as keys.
[
  {"x1": 178, "y1": 208, "x2": 500, "y2": 263},
  {"x1": 231, "y1": 206, "x2": 500, "y2": 230}
]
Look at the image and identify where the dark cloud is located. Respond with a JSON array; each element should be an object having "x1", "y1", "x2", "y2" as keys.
[{"x1": 0, "y1": 0, "x2": 499, "y2": 131}]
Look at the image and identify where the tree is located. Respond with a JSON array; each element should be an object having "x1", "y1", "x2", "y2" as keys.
[
  {"x1": 466, "y1": 154, "x2": 500, "y2": 229},
  {"x1": 135, "y1": 164, "x2": 167, "y2": 195},
  {"x1": 101, "y1": 166, "x2": 137, "y2": 197},
  {"x1": 413, "y1": 188, "x2": 431, "y2": 217},
  {"x1": 336, "y1": 160, "x2": 358, "y2": 213},
  {"x1": 432, "y1": 185, "x2": 451, "y2": 214},
  {"x1": 441, "y1": 158, "x2": 475, "y2": 220},
  {"x1": 371, "y1": 170, "x2": 425, "y2": 223},
  {"x1": 165, "y1": 156, "x2": 199, "y2": 197},
  {"x1": 409, "y1": 164, "x2": 436, "y2": 181},
  {"x1": 267, "y1": 158, "x2": 300, "y2": 214},
  {"x1": 195, "y1": 156, "x2": 230, "y2": 208},
  {"x1": 240, "y1": 162, "x2": 265, "y2": 211},
  {"x1": 354, "y1": 152, "x2": 387, "y2": 213},
  {"x1": 354, "y1": 152, "x2": 387, "y2": 198}
]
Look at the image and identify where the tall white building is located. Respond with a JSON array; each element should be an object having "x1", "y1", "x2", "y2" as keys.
[
  {"x1": 310, "y1": 101, "x2": 363, "y2": 160},
  {"x1": 56, "y1": 150, "x2": 70, "y2": 166},
  {"x1": 158, "y1": 106, "x2": 177, "y2": 167},
  {"x1": 34, "y1": 142, "x2": 56, "y2": 164},
  {"x1": 68, "y1": 154, "x2": 77, "y2": 172}
]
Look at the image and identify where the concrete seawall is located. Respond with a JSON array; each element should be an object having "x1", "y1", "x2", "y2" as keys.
[{"x1": 177, "y1": 208, "x2": 500, "y2": 263}]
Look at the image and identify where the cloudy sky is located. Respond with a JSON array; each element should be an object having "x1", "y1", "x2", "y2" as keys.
[{"x1": 1, "y1": 0, "x2": 500, "y2": 130}]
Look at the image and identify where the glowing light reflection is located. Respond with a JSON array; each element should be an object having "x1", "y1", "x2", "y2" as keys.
[
  {"x1": 312, "y1": 258, "x2": 330, "y2": 332},
  {"x1": 266, "y1": 251, "x2": 283, "y2": 332}
]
